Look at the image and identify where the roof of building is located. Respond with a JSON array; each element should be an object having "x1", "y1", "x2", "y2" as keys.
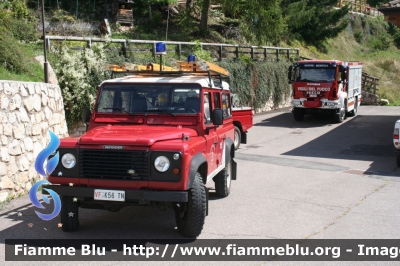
[{"x1": 378, "y1": 1, "x2": 400, "y2": 13}]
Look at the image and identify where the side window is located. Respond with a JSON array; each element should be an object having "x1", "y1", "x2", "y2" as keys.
[
  {"x1": 213, "y1": 92, "x2": 221, "y2": 109},
  {"x1": 222, "y1": 93, "x2": 231, "y2": 117},
  {"x1": 204, "y1": 92, "x2": 211, "y2": 124}
]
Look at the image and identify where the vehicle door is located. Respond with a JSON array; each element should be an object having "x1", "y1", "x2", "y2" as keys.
[{"x1": 204, "y1": 91, "x2": 219, "y2": 179}]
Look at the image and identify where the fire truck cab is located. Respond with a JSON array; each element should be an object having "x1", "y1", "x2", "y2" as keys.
[{"x1": 289, "y1": 60, "x2": 362, "y2": 123}]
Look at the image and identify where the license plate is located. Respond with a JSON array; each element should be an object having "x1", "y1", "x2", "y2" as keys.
[
  {"x1": 94, "y1": 189, "x2": 125, "y2": 202},
  {"x1": 309, "y1": 94, "x2": 317, "y2": 97}
]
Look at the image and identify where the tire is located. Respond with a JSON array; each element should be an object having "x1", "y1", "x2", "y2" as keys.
[
  {"x1": 397, "y1": 155, "x2": 400, "y2": 167},
  {"x1": 175, "y1": 172, "x2": 206, "y2": 238},
  {"x1": 61, "y1": 196, "x2": 79, "y2": 232},
  {"x1": 334, "y1": 109, "x2": 345, "y2": 123},
  {"x1": 234, "y1": 126, "x2": 241, "y2": 150},
  {"x1": 293, "y1": 108, "x2": 304, "y2": 121},
  {"x1": 349, "y1": 98, "x2": 358, "y2": 117},
  {"x1": 213, "y1": 157, "x2": 232, "y2": 198}
]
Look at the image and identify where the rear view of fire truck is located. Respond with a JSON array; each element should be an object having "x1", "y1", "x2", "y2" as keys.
[{"x1": 288, "y1": 60, "x2": 362, "y2": 123}]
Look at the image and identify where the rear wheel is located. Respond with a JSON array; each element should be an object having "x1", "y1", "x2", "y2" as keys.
[
  {"x1": 234, "y1": 127, "x2": 241, "y2": 150},
  {"x1": 213, "y1": 157, "x2": 232, "y2": 198},
  {"x1": 349, "y1": 98, "x2": 358, "y2": 117},
  {"x1": 293, "y1": 108, "x2": 304, "y2": 121},
  {"x1": 61, "y1": 196, "x2": 79, "y2": 232},
  {"x1": 175, "y1": 172, "x2": 206, "y2": 238}
]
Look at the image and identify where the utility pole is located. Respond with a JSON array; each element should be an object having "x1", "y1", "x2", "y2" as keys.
[{"x1": 41, "y1": 0, "x2": 49, "y2": 83}]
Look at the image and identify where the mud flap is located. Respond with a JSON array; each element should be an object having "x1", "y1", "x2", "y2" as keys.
[
  {"x1": 206, "y1": 187, "x2": 209, "y2": 216},
  {"x1": 231, "y1": 159, "x2": 237, "y2": 180},
  {"x1": 241, "y1": 131, "x2": 247, "y2": 144}
]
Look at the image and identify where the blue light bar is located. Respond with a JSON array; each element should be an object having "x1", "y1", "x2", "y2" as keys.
[
  {"x1": 188, "y1": 54, "x2": 195, "y2": 63},
  {"x1": 155, "y1": 42, "x2": 166, "y2": 55}
]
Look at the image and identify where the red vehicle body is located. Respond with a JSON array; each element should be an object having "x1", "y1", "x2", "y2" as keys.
[
  {"x1": 43, "y1": 63, "x2": 251, "y2": 238},
  {"x1": 288, "y1": 60, "x2": 362, "y2": 123}
]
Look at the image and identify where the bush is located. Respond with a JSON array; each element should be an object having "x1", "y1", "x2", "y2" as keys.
[
  {"x1": 0, "y1": 29, "x2": 30, "y2": 73},
  {"x1": 354, "y1": 31, "x2": 364, "y2": 43},
  {"x1": 367, "y1": 35, "x2": 391, "y2": 51},
  {"x1": 219, "y1": 59, "x2": 291, "y2": 109},
  {"x1": 51, "y1": 44, "x2": 110, "y2": 126}
]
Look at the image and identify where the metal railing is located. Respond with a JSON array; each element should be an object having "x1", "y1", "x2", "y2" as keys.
[{"x1": 44, "y1": 35, "x2": 301, "y2": 62}]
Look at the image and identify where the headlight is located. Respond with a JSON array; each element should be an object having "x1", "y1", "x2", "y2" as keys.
[
  {"x1": 61, "y1": 153, "x2": 76, "y2": 169},
  {"x1": 154, "y1": 156, "x2": 170, "y2": 172}
]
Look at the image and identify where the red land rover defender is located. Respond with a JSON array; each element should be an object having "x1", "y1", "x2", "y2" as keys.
[{"x1": 43, "y1": 62, "x2": 244, "y2": 238}]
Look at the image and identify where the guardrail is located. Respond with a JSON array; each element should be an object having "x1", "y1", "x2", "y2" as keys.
[{"x1": 44, "y1": 36, "x2": 301, "y2": 62}]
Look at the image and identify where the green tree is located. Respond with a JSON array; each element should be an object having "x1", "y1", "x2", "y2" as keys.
[
  {"x1": 199, "y1": 0, "x2": 210, "y2": 32},
  {"x1": 218, "y1": 0, "x2": 285, "y2": 45},
  {"x1": 282, "y1": 0, "x2": 349, "y2": 45}
]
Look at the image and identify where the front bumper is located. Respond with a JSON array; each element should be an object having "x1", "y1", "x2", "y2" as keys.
[{"x1": 42, "y1": 185, "x2": 188, "y2": 202}]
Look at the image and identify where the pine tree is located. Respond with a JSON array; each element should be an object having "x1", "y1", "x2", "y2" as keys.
[{"x1": 283, "y1": 0, "x2": 349, "y2": 45}]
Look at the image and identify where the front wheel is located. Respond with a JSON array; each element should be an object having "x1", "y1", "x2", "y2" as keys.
[
  {"x1": 175, "y1": 172, "x2": 206, "y2": 238},
  {"x1": 213, "y1": 157, "x2": 232, "y2": 198},
  {"x1": 234, "y1": 127, "x2": 241, "y2": 150},
  {"x1": 334, "y1": 109, "x2": 345, "y2": 123},
  {"x1": 293, "y1": 108, "x2": 304, "y2": 121}
]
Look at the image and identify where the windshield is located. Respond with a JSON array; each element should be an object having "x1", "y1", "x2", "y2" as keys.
[
  {"x1": 97, "y1": 83, "x2": 201, "y2": 114},
  {"x1": 295, "y1": 67, "x2": 336, "y2": 82}
]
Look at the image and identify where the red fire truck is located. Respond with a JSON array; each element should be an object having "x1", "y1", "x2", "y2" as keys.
[
  {"x1": 288, "y1": 60, "x2": 362, "y2": 123},
  {"x1": 43, "y1": 61, "x2": 252, "y2": 238}
]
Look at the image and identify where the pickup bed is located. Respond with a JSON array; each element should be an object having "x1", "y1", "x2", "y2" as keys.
[{"x1": 232, "y1": 107, "x2": 253, "y2": 150}]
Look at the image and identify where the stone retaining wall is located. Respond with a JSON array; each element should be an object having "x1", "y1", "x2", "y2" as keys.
[
  {"x1": 0, "y1": 81, "x2": 68, "y2": 202},
  {"x1": 362, "y1": 91, "x2": 379, "y2": 105}
]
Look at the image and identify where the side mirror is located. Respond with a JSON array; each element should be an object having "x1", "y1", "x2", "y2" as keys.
[
  {"x1": 82, "y1": 106, "x2": 92, "y2": 124},
  {"x1": 288, "y1": 66, "x2": 293, "y2": 84},
  {"x1": 341, "y1": 70, "x2": 346, "y2": 81},
  {"x1": 212, "y1": 108, "x2": 223, "y2": 125}
]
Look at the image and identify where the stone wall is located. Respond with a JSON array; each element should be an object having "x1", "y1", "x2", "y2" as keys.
[
  {"x1": 69, "y1": 122, "x2": 87, "y2": 137},
  {"x1": 362, "y1": 91, "x2": 379, "y2": 105},
  {"x1": 255, "y1": 95, "x2": 292, "y2": 113},
  {"x1": 0, "y1": 81, "x2": 68, "y2": 202}
]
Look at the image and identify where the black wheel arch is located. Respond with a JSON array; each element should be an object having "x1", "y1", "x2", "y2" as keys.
[
  {"x1": 224, "y1": 137, "x2": 237, "y2": 180},
  {"x1": 187, "y1": 153, "x2": 207, "y2": 189}
]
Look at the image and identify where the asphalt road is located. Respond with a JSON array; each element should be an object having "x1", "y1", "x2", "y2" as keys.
[{"x1": 1, "y1": 106, "x2": 400, "y2": 266}]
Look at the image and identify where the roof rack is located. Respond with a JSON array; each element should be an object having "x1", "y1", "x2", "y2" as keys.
[{"x1": 109, "y1": 60, "x2": 230, "y2": 89}]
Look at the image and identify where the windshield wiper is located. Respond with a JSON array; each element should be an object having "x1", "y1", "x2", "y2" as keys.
[{"x1": 143, "y1": 109, "x2": 176, "y2": 116}]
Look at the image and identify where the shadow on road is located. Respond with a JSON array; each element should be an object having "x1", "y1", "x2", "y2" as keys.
[{"x1": 255, "y1": 111, "x2": 399, "y2": 177}]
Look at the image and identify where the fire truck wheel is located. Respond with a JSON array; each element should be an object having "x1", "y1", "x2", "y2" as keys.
[
  {"x1": 293, "y1": 108, "x2": 304, "y2": 121},
  {"x1": 213, "y1": 157, "x2": 232, "y2": 197},
  {"x1": 175, "y1": 172, "x2": 206, "y2": 238},
  {"x1": 61, "y1": 196, "x2": 79, "y2": 232},
  {"x1": 396, "y1": 155, "x2": 400, "y2": 167},
  {"x1": 234, "y1": 127, "x2": 241, "y2": 150},
  {"x1": 334, "y1": 109, "x2": 345, "y2": 123},
  {"x1": 349, "y1": 99, "x2": 358, "y2": 117}
]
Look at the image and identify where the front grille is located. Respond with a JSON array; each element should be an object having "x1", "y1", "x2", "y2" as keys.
[{"x1": 79, "y1": 149, "x2": 149, "y2": 180}]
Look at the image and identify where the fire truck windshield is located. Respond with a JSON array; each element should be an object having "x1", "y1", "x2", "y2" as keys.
[
  {"x1": 295, "y1": 67, "x2": 336, "y2": 82},
  {"x1": 96, "y1": 83, "x2": 201, "y2": 115}
]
